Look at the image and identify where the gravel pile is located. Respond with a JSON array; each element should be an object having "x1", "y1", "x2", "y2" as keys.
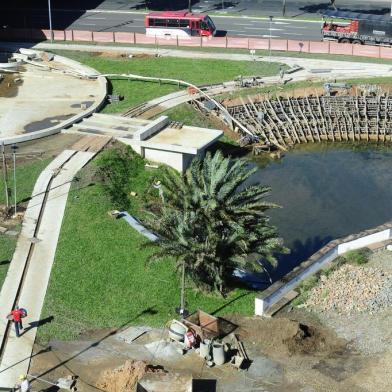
[{"x1": 305, "y1": 264, "x2": 392, "y2": 314}]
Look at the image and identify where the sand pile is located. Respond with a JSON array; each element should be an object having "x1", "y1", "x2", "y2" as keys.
[{"x1": 97, "y1": 360, "x2": 150, "y2": 392}]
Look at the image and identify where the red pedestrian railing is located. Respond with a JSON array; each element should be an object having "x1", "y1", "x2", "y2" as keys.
[{"x1": 1, "y1": 27, "x2": 392, "y2": 60}]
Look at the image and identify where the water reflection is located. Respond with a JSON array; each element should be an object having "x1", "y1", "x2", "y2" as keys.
[{"x1": 248, "y1": 143, "x2": 392, "y2": 280}]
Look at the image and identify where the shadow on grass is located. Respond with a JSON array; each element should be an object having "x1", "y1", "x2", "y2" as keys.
[
  {"x1": 0, "y1": 259, "x2": 10, "y2": 266},
  {"x1": 23, "y1": 316, "x2": 54, "y2": 335},
  {"x1": 34, "y1": 306, "x2": 158, "y2": 380},
  {"x1": 210, "y1": 292, "x2": 251, "y2": 316}
]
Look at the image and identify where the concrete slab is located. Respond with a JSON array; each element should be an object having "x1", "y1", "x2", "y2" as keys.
[
  {"x1": 116, "y1": 326, "x2": 152, "y2": 344},
  {"x1": 0, "y1": 51, "x2": 106, "y2": 145},
  {"x1": 147, "y1": 125, "x2": 223, "y2": 152}
]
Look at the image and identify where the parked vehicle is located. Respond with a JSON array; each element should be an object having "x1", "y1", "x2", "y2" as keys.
[
  {"x1": 145, "y1": 11, "x2": 216, "y2": 38},
  {"x1": 321, "y1": 10, "x2": 392, "y2": 46}
]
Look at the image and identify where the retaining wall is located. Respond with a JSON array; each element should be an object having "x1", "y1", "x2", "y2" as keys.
[
  {"x1": 2, "y1": 28, "x2": 392, "y2": 60},
  {"x1": 256, "y1": 222, "x2": 392, "y2": 316}
]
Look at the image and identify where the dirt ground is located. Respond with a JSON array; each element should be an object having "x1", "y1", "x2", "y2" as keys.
[{"x1": 26, "y1": 310, "x2": 383, "y2": 392}]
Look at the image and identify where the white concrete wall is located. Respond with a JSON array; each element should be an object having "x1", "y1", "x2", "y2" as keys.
[
  {"x1": 337, "y1": 229, "x2": 392, "y2": 254},
  {"x1": 255, "y1": 226, "x2": 392, "y2": 316},
  {"x1": 255, "y1": 247, "x2": 337, "y2": 316},
  {"x1": 144, "y1": 148, "x2": 185, "y2": 172}
]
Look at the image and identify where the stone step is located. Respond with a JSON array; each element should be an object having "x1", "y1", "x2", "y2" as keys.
[{"x1": 92, "y1": 112, "x2": 148, "y2": 125}]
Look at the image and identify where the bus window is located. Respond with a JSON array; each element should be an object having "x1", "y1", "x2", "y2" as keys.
[
  {"x1": 179, "y1": 19, "x2": 190, "y2": 28},
  {"x1": 167, "y1": 19, "x2": 179, "y2": 27},
  {"x1": 154, "y1": 18, "x2": 166, "y2": 27}
]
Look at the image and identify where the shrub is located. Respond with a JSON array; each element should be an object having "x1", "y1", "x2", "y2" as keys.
[
  {"x1": 292, "y1": 275, "x2": 319, "y2": 306},
  {"x1": 343, "y1": 248, "x2": 371, "y2": 265}
]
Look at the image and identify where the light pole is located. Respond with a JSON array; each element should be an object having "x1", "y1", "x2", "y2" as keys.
[
  {"x1": 269, "y1": 16, "x2": 273, "y2": 63},
  {"x1": 188, "y1": 0, "x2": 192, "y2": 12},
  {"x1": 48, "y1": 0, "x2": 53, "y2": 43},
  {"x1": 11, "y1": 144, "x2": 18, "y2": 216},
  {"x1": 222, "y1": 0, "x2": 224, "y2": 11},
  {"x1": 282, "y1": 0, "x2": 286, "y2": 16},
  {"x1": 1, "y1": 143, "x2": 9, "y2": 208}
]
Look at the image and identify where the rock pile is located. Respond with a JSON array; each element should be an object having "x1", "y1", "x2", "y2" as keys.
[{"x1": 305, "y1": 264, "x2": 392, "y2": 314}]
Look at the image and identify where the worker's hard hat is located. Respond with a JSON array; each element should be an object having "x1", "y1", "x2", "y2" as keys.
[{"x1": 19, "y1": 374, "x2": 26, "y2": 380}]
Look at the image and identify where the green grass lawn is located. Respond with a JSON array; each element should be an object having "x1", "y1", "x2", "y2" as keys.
[
  {"x1": 38, "y1": 155, "x2": 255, "y2": 343},
  {"x1": 0, "y1": 158, "x2": 51, "y2": 288},
  {"x1": 51, "y1": 42, "x2": 392, "y2": 65},
  {"x1": 51, "y1": 50, "x2": 283, "y2": 113},
  {"x1": 0, "y1": 158, "x2": 52, "y2": 205},
  {"x1": 0, "y1": 235, "x2": 17, "y2": 285},
  {"x1": 160, "y1": 104, "x2": 219, "y2": 129}
]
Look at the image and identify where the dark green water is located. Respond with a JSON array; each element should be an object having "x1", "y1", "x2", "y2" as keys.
[{"x1": 249, "y1": 144, "x2": 392, "y2": 280}]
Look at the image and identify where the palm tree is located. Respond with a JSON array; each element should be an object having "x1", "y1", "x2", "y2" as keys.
[{"x1": 145, "y1": 151, "x2": 286, "y2": 296}]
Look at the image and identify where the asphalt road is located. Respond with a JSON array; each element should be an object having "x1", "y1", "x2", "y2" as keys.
[
  {"x1": 2, "y1": 9, "x2": 324, "y2": 40},
  {"x1": 0, "y1": 0, "x2": 390, "y2": 41}
]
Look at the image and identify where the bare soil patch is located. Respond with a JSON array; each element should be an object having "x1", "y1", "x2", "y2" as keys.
[{"x1": 227, "y1": 315, "x2": 345, "y2": 357}]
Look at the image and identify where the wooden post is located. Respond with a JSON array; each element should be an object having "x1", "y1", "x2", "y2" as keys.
[{"x1": 113, "y1": 31, "x2": 115, "y2": 43}]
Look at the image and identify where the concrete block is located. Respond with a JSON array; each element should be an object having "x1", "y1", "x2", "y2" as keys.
[{"x1": 133, "y1": 116, "x2": 169, "y2": 141}]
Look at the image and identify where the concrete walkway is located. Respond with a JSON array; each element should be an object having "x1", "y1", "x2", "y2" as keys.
[{"x1": 0, "y1": 149, "x2": 95, "y2": 386}]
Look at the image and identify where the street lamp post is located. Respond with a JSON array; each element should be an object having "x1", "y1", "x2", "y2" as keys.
[
  {"x1": 11, "y1": 144, "x2": 18, "y2": 216},
  {"x1": 48, "y1": 0, "x2": 53, "y2": 43},
  {"x1": 269, "y1": 16, "x2": 273, "y2": 63}
]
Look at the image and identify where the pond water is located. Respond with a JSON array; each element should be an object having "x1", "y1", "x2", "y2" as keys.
[{"x1": 248, "y1": 144, "x2": 392, "y2": 281}]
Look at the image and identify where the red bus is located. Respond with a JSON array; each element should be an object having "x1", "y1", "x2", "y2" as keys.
[{"x1": 145, "y1": 11, "x2": 216, "y2": 38}]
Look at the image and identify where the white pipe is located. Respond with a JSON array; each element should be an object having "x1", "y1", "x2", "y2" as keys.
[{"x1": 101, "y1": 72, "x2": 254, "y2": 137}]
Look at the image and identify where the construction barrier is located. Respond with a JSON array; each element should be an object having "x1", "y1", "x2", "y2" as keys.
[{"x1": 2, "y1": 27, "x2": 392, "y2": 60}]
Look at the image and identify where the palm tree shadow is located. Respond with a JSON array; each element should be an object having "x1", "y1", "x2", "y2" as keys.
[
  {"x1": 210, "y1": 292, "x2": 251, "y2": 316},
  {"x1": 272, "y1": 235, "x2": 333, "y2": 281}
]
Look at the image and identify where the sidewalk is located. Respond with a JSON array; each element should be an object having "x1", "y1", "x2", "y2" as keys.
[{"x1": 0, "y1": 150, "x2": 95, "y2": 386}]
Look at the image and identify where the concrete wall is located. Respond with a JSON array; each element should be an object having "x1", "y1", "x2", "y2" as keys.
[
  {"x1": 144, "y1": 148, "x2": 185, "y2": 172},
  {"x1": 133, "y1": 116, "x2": 169, "y2": 141},
  {"x1": 255, "y1": 222, "x2": 392, "y2": 316}
]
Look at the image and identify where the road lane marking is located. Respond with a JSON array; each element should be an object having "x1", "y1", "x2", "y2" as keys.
[
  {"x1": 261, "y1": 34, "x2": 281, "y2": 38},
  {"x1": 86, "y1": 16, "x2": 106, "y2": 20},
  {"x1": 245, "y1": 27, "x2": 283, "y2": 31},
  {"x1": 282, "y1": 32, "x2": 304, "y2": 36},
  {"x1": 77, "y1": 22, "x2": 97, "y2": 26}
]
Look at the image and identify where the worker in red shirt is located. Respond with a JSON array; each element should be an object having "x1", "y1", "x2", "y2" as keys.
[{"x1": 8, "y1": 306, "x2": 25, "y2": 338}]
